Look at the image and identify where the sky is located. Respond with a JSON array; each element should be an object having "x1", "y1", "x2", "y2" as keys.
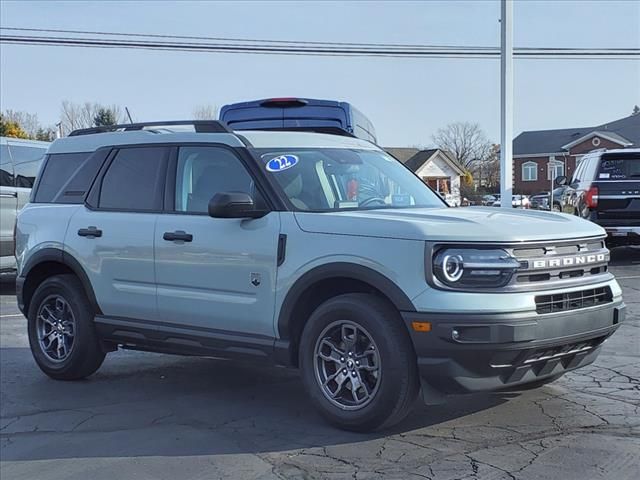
[{"x1": 1, "y1": 0, "x2": 639, "y2": 147}]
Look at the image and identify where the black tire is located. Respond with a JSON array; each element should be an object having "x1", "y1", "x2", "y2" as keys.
[
  {"x1": 299, "y1": 293, "x2": 419, "y2": 432},
  {"x1": 28, "y1": 274, "x2": 105, "y2": 380}
]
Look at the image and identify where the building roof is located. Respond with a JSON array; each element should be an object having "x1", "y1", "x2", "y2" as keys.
[
  {"x1": 385, "y1": 147, "x2": 465, "y2": 175},
  {"x1": 513, "y1": 114, "x2": 640, "y2": 156}
]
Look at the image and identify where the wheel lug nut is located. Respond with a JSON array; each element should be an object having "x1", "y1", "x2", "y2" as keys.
[
  {"x1": 348, "y1": 352, "x2": 353, "y2": 357},
  {"x1": 355, "y1": 361, "x2": 360, "y2": 366},
  {"x1": 342, "y1": 369, "x2": 347, "y2": 374},
  {"x1": 340, "y1": 357, "x2": 345, "y2": 362},
  {"x1": 351, "y1": 371, "x2": 357, "y2": 377}
]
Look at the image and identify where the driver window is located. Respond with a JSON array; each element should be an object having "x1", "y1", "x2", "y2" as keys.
[{"x1": 175, "y1": 146, "x2": 260, "y2": 213}]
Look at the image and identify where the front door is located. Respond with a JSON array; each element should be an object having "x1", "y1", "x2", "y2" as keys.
[{"x1": 154, "y1": 145, "x2": 280, "y2": 338}]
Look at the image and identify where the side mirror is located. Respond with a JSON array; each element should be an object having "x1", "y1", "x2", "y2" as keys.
[
  {"x1": 208, "y1": 192, "x2": 267, "y2": 219},
  {"x1": 554, "y1": 175, "x2": 568, "y2": 186}
]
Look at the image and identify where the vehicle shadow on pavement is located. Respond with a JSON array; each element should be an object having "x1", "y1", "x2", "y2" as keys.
[{"x1": 0, "y1": 346, "x2": 514, "y2": 462}]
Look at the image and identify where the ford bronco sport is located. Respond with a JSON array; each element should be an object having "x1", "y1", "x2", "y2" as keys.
[{"x1": 16, "y1": 121, "x2": 625, "y2": 431}]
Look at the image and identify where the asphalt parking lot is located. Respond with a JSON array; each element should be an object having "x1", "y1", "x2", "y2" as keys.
[{"x1": 0, "y1": 248, "x2": 638, "y2": 480}]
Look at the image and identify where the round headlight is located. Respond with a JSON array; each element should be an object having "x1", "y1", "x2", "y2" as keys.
[
  {"x1": 442, "y1": 254, "x2": 464, "y2": 282},
  {"x1": 432, "y1": 247, "x2": 520, "y2": 289}
]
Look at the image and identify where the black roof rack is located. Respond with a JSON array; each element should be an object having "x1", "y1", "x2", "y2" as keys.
[{"x1": 68, "y1": 120, "x2": 231, "y2": 137}]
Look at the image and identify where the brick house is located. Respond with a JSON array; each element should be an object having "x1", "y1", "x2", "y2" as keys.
[
  {"x1": 513, "y1": 114, "x2": 640, "y2": 195},
  {"x1": 385, "y1": 148, "x2": 465, "y2": 205}
]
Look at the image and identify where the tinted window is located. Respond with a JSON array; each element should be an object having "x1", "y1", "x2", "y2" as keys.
[
  {"x1": 9, "y1": 145, "x2": 46, "y2": 164},
  {"x1": 14, "y1": 160, "x2": 43, "y2": 188},
  {"x1": 0, "y1": 145, "x2": 13, "y2": 187},
  {"x1": 598, "y1": 154, "x2": 640, "y2": 181},
  {"x1": 175, "y1": 146, "x2": 258, "y2": 213},
  {"x1": 99, "y1": 147, "x2": 168, "y2": 211},
  {"x1": 34, "y1": 152, "x2": 95, "y2": 203}
]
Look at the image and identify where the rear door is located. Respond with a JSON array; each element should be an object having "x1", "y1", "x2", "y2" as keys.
[
  {"x1": 594, "y1": 151, "x2": 640, "y2": 227},
  {"x1": 0, "y1": 144, "x2": 17, "y2": 269},
  {"x1": 65, "y1": 146, "x2": 169, "y2": 321}
]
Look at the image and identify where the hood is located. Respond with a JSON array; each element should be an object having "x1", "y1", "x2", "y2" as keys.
[{"x1": 294, "y1": 206, "x2": 605, "y2": 243}]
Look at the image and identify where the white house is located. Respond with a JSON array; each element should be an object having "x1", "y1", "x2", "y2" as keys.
[{"x1": 385, "y1": 148, "x2": 465, "y2": 206}]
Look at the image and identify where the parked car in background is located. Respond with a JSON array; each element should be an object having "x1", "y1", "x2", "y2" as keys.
[
  {"x1": 491, "y1": 194, "x2": 530, "y2": 208},
  {"x1": 220, "y1": 97, "x2": 377, "y2": 143},
  {"x1": 529, "y1": 186, "x2": 567, "y2": 212},
  {"x1": 482, "y1": 194, "x2": 497, "y2": 205},
  {"x1": 556, "y1": 148, "x2": 639, "y2": 247},
  {"x1": 0, "y1": 137, "x2": 49, "y2": 273}
]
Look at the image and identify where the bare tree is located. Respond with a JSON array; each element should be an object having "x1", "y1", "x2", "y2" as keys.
[
  {"x1": 192, "y1": 104, "x2": 217, "y2": 120},
  {"x1": 60, "y1": 101, "x2": 124, "y2": 135},
  {"x1": 432, "y1": 122, "x2": 493, "y2": 170}
]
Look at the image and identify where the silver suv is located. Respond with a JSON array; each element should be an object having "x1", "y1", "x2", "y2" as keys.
[{"x1": 16, "y1": 121, "x2": 625, "y2": 431}]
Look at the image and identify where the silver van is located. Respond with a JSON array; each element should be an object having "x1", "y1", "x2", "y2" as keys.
[{"x1": 0, "y1": 137, "x2": 49, "y2": 272}]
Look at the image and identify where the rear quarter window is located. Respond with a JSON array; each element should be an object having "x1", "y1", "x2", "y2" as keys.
[
  {"x1": 34, "y1": 152, "x2": 100, "y2": 203},
  {"x1": 598, "y1": 154, "x2": 640, "y2": 181}
]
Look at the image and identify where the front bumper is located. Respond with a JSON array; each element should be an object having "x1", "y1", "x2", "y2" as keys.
[{"x1": 402, "y1": 301, "x2": 625, "y2": 395}]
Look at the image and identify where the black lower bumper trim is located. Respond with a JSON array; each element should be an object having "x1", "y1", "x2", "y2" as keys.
[{"x1": 402, "y1": 302, "x2": 625, "y2": 394}]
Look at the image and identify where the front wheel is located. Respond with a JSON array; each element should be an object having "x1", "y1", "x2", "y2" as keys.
[{"x1": 299, "y1": 294, "x2": 419, "y2": 432}]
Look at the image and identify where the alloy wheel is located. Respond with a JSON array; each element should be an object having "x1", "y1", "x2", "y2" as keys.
[
  {"x1": 36, "y1": 295, "x2": 76, "y2": 362},
  {"x1": 314, "y1": 320, "x2": 381, "y2": 410}
]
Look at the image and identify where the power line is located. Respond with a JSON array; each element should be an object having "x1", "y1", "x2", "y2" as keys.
[
  {"x1": 2, "y1": 26, "x2": 637, "y2": 52},
  {"x1": 1, "y1": 32, "x2": 638, "y2": 60}
]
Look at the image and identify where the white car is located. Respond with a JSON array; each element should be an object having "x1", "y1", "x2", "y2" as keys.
[
  {"x1": 491, "y1": 195, "x2": 530, "y2": 208},
  {"x1": 0, "y1": 137, "x2": 50, "y2": 273}
]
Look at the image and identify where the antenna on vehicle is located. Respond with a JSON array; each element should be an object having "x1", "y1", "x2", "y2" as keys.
[{"x1": 125, "y1": 107, "x2": 134, "y2": 124}]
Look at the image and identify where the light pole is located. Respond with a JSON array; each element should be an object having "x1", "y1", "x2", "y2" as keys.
[{"x1": 500, "y1": 0, "x2": 513, "y2": 209}]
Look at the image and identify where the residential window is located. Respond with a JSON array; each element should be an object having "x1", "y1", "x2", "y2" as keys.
[
  {"x1": 548, "y1": 160, "x2": 564, "y2": 181},
  {"x1": 522, "y1": 161, "x2": 537, "y2": 182}
]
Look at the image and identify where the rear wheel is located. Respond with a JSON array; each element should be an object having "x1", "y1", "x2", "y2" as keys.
[
  {"x1": 28, "y1": 274, "x2": 105, "y2": 380},
  {"x1": 299, "y1": 294, "x2": 419, "y2": 432}
]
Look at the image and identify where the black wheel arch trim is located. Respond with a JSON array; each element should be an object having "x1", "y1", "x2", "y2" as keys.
[
  {"x1": 19, "y1": 247, "x2": 102, "y2": 316},
  {"x1": 277, "y1": 262, "x2": 416, "y2": 340}
]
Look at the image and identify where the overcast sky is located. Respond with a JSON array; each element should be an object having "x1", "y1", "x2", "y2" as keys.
[{"x1": 1, "y1": 0, "x2": 639, "y2": 146}]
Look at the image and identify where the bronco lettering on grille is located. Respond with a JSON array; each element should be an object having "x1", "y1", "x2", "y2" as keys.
[{"x1": 531, "y1": 253, "x2": 607, "y2": 269}]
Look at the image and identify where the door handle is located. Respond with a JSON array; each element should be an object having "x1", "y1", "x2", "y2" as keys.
[
  {"x1": 163, "y1": 230, "x2": 193, "y2": 242},
  {"x1": 0, "y1": 191, "x2": 18, "y2": 198},
  {"x1": 78, "y1": 226, "x2": 102, "y2": 238}
]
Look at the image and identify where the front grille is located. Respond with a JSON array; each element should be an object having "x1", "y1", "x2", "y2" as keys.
[
  {"x1": 507, "y1": 238, "x2": 610, "y2": 289},
  {"x1": 535, "y1": 286, "x2": 612, "y2": 314}
]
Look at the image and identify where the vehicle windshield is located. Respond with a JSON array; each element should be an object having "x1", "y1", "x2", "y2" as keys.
[{"x1": 254, "y1": 147, "x2": 445, "y2": 211}]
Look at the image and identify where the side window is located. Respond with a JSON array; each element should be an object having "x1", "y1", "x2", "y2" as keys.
[
  {"x1": 99, "y1": 147, "x2": 168, "y2": 211},
  {"x1": 34, "y1": 152, "x2": 98, "y2": 203},
  {"x1": 14, "y1": 160, "x2": 43, "y2": 188},
  {"x1": 8, "y1": 145, "x2": 46, "y2": 164},
  {"x1": 0, "y1": 145, "x2": 14, "y2": 187},
  {"x1": 175, "y1": 146, "x2": 260, "y2": 213},
  {"x1": 572, "y1": 158, "x2": 585, "y2": 183}
]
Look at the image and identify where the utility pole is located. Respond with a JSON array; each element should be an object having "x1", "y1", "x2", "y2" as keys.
[{"x1": 500, "y1": 0, "x2": 513, "y2": 208}]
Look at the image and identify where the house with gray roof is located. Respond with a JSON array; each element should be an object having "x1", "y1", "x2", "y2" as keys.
[
  {"x1": 513, "y1": 113, "x2": 640, "y2": 194},
  {"x1": 385, "y1": 147, "x2": 465, "y2": 205}
]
